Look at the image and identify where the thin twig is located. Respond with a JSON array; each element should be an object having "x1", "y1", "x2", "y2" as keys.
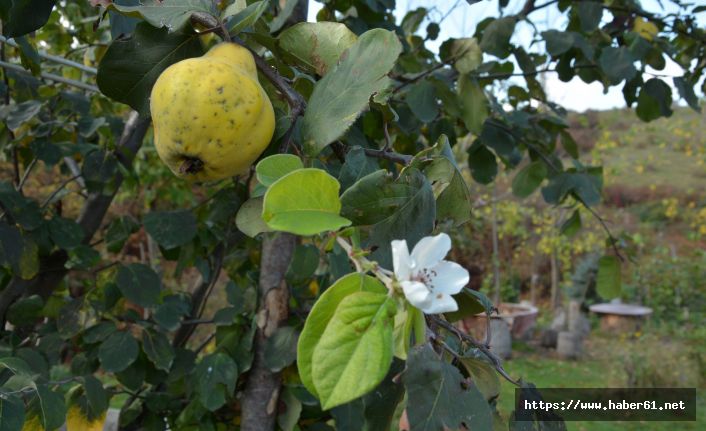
[
  {"x1": 0, "y1": 60, "x2": 100, "y2": 92},
  {"x1": 363, "y1": 148, "x2": 412, "y2": 165},
  {"x1": 40, "y1": 174, "x2": 81, "y2": 209},
  {"x1": 16, "y1": 158, "x2": 37, "y2": 193}
]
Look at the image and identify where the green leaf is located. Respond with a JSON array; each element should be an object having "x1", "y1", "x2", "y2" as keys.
[
  {"x1": 338, "y1": 146, "x2": 379, "y2": 191},
  {"x1": 340, "y1": 169, "x2": 435, "y2": 268},
  {"x1": 1, "y1": 0, "x2": 56, "y2": 38},
  {"x1": 673, "y1": 77, "x2": 700, "y2": 112},
  {"x1": 107, "y1": 0, "x2": 214, "y2": 32},
  {"x1": 440, "y1": 38, "x2": 482, "y2": 74},
  {"x1": 542, "y1": 30, "x2": 573, "y2": 56},
  {"x1": 458, "y1": 75, "x2": 488, "y2": 135},
  {"x1": 599, "y1": 47, "x2": 637, "y2": 84},
  {"x1": 0, "y1": 395, "x2": 24, "y2": 431},
  {"x1": 15, "y1": 36, "x2": 41, "y2": 75},
  {"x1": 154, "y1": 295, "x2": 191, "y2": 331},
  {"x1": 0, "y1": 357, "x2": 33, "y2": 376},
  {"x1": 297, "y1": 273, "x2": 387, "y2": 397},
  {"x1": 17, "y1": 237, "x2": 38, "y2": 280},
  {"x1": 459, "y1": 354, "x2": 501, "y2": 400},
  {"x1": 224, "y1": 0, "x2": 268, "y2": 35},
  {"x1": 278, "y1": 22, "x2": 358, "y2": 76},
  {"x1": 262, "y1": 168, "x2": 351, "y2": 236},
  {"x1": 636, "y1": 78, "x2": 673, "y2": 121},
  {"x1": 82, "y1": 375, "x2": 109, "y2": 420},
  {"x1": 97, "y1": 22, "x2": 204, "y2": 115},
  {"x1": 48, "y1": 217, "x2": 84, "y2": 250},
  {"x1": 105, "y1": 216, "x2": 140, "y2": 253},
  {"x1": 541, "y1": 172, "x2": 602, "y2": 206},
  {"x1": 480, "y1": 119, "x2": 516, "y2": 157},
  {"x1": 0, "y1": 181, "x2": 42, "y2": 230},
  {"x1": 32, "y1": 384, "x2": 66, "y2": 430},
  {"x1": 576, "y1": 1, "x2": 603, "y2": 32},
  {"x1": 444, "y1": 289, "x2": 489, "y2": 322},
  {"x1": 560, "y1": 209, "x2": 582, "y2": 237},
  {"x1": 235, "y1": 197, "x2": 271, "y2": 238},
  {"x1": 480, "y1": 17, "x2": 516, "y2": 58},
  {"x1": 596, "y1": 255, "x2": 621, "y2": 298},
  {"x1": 142, "y1": 330, "x2": 175, "y2": 371},
  {"x1": 255, "y1": 154, "x2": 304, "y2": 187},
  {"x1": 193, "y1": 353, "x2": 238, "y2": 411},
  {"x1": 264, "y1": 326, "x2": 298, "y2": 372},
  {"x1": 404, "y1": 345, "x2": 492, "y2": 431},
  {"x1": 512, "y1": 161, "x2": 547, "y2": 198},
  {"x1": 116, "y1": 263, "x2": 162, "y2": 307},
  {"x1": 302, "y1": 28, "x2": 402, "y2": 155},
  {"x1": 406, "y1": 79, "x2": 439, "y2": 123},
  {"x1": 467, "y1": 139, "x2": 498, "y2": 182},
  {"x1": 99, "y1": 331, "x2": 139, "y2": 372},
  {"x1": 285, "y1": 244, "x2": 319, "y2": 285},
  {"x1": 143, "y1": 209, "x2": 197, "y2": 249},
  {"x1": 312, "y1": 291, "x2": 396, "y2": 410},
  {"x1": 7, "y1": 295, "x2": 43, "y2": 326}
]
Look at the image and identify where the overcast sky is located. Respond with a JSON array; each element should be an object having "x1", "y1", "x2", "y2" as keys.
[{"x1": 307, "y1": 0, "x2": 705, "y2": 112}]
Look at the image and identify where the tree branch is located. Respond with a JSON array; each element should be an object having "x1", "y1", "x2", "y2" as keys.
[{"x1": 240, "y1": 232, "x2": 296, "y2": 431}]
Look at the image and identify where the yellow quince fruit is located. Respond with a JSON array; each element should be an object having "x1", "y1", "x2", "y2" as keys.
[
  {"x1": 150, "y1": 43, "x2": 275, "y2": 182},
  {"x1": 633, "y1": 17, "x2": 658, "y2": 41},
  {"x1": 65, "y1": 405, "x2": 105, "y2": 431}
]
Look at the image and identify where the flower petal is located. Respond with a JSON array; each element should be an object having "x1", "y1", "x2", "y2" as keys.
[
  {"x1": 401, "y1": 281, "x2": 432, "y2": 310},
  {"x1": 427, "y1": 261, "x2": 470, "y2": 295},
  {"x1": 391, "y1": 239, "x2": 412, "y2": 281},
  {"x1": 410, "y1": 233, "x2": 451, "y2": 270},
  {"x1": 422, "y1": 293, "x2": 459, "y2": 314}
]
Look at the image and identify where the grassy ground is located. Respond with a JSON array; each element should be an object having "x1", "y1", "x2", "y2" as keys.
[{"x1": 495, "y1": 332, "x2": 705, "y2": 431}]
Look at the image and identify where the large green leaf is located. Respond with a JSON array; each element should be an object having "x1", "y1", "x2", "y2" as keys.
[
  {"x1": 467, "y1": 140, "x2": 498, "y2": 184},
  {"x1": 96, "y1": 22, "x2": 204, "y2": 115},
  {"x1": 541, "y1": 171, "x2": 602, "y2": 206},
  {"x1": 312, "y1": 291, "x2": 396, "y2": 410},
  {"x1": 575, "y1": 1, "x2": 603, "y2": 32},
  {"x1": 302, "y1": 29, "x2": 402, "y2": 155},
  {"x1": 0, "y1": 0, "x2": 56, "y2": 38},
  {"x1": 262, "y1": 168, "x2": 351, "y2": 235},
  {"x1": 542, "y1": 30, "x2": 574, "y2": 56},
  {"x1": 596, "y1": 255, "x2": 621, "y2": 298},
  {"x1": 459, "y1": 354, "x2": 501, "y2": 400},
  {"x1": 404, "y1": 345, "x2": 492, "y2": 431},
  {"x1": 278, "y1": 22, "x2": 358, "y2": 76},
  {"x1": 99, "y1": 331, "x2": 139, "y2": 372},
  {"x1": 255, "y1": 154, "x2": 304, "y2": 187},
  {"x1": 264, "y1": 326, "x2": 298, "y2": 372},
  {"x1": 224, "y1": 0, "x2": 268, "y2": 34},
  {"x1": 297, "y1": 273, "x2": 386, "y2": 397},
  {"x1": 440, "y1": 38, "x2": 482, "y2": 74},
  {"x1": 107, "y1": 0, "x2": 215, "y2": 31},
  {"x1": 338, "y1": 146, "x2": 379, "y2": 191},
  {"x1": 406, "y1": 79, "x2": 439, "y2": 123},
  {"x1": 115, "y1": 263, "x2": 162, "y2": 308},
  {"x1": 143, "y1": 209, "x2": 197, "y2": 249}
]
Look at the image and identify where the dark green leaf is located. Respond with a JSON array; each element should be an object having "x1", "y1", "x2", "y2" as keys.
[
  {"x1": 406, "y1": 79, "x2": 439, "y2": 123},
  {"x1": 458, "y1": 75, "x2": 487, "y2": 135},
  {"x1": 264, "y1": 326, "x2": 298, "y2": 372},
  {"x1": 97, "y1": 22, "x2": 204, "y2": 115},
  {"x1": 33, "y1": 384, "x2": 66, "y2": 430},
  {"x1": 302, "y1": 29, "x2": 402, "y2": 155},
  {"x1": 636, "y1": 78, "x2": 673, "y2": 121},
  {"x1": 153, "y1": 294, "x2": 191, "y2": 331},
  {"x1": 99, "y1": 331, "x2": 139, "y2": 373},
  {"x1": 459, "y1": 354, "x2": 501, "y2": 400},
  {"x1": 285, "y1": 244, "x2": 319, "y2": 285},
  {"x1": 541, "y1": 172, "x2": 602, "y2": 206},
  {"x1": 0, "y1": 395, "x2": 24, "y2": 431},
  {"x1": 48, "y1": 217, "x2": 84, "y2": 249},
  {"x1": 142, "y1": 330, "x2": 175, "y2": 371},
  {"x1": 105, "y1": 216, "x2": 139, "y2": 253},
  {"x1": 512, "y1": 161, "x2": 547, "y2": 198},
  {"x1": 193, "y1": 353, "x2": 238, "y2": 411},
  {"x1": 404, "y1": 345, "x2": 492, "y2": 431},
  {"x1": 480, "y1": 17, "x2": 516, "y2": 58},
  {"x1": 560, "y1": 209, "x2": 581, "y2": 237},
  {"x1": 599, "y1": 47, "x2": 636, "y2": 84},
  {"x1": 224, "y1": 0, "x2": 268, "y2": 35},
  {"x1": 467, "y1": 140, "x2": 497, "y2": 184},
  {"x1": 338, "y1": 146, "x2": 379, "y2": 191},
  {"x1": 673, "y1": 77, "x2": 700, "y2": 112},
  {"x1": 542, "y1": 30, "x2": 573, "y2": 56},
  {"x1": 82, "y1": 375, "x2": 109, "y2": 420},
  {"x1": 575, "y1": 1, "x2": 603, "y2": 32},
  {"x1": 1, "y1": 0, "x2": 56, "y2": 38},
  {"x1": 15, "y1": 36, "x2": 41, "y2": 75},
  {"x1": 115, "y1": 263, "x2": 161, "y2": 307},
  {"x1": 143, "y1": 210, "x2": 197, "y2": 249},
  {"x1": 6, "y1": 295, "x2": 43, "y2": 326},
  {"x1": 0, "y1": 181, "x2": 42, "y2": 230},
  {"x1": 480, "y1": 119, "x2": 516, "y2": 157}
]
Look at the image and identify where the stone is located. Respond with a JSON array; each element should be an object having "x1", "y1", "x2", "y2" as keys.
[
  {"x1": 488, "y1": 318, "x2": 512, "y2": 359},
  {"x1": 556, "y1": 331, "x2": 583, "y2": 359},
  {"x1": 539, "y1": 328, "x2": 558, "y2": 348}
]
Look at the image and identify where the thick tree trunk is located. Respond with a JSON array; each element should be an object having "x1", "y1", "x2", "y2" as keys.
[{"x1": 240, "y1": 232, "x2": 296, "y2": 431}]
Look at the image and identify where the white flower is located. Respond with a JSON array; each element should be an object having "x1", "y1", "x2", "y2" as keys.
[{"x1": 391, "y1": 233, "x2": 470, "y2": 314}]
